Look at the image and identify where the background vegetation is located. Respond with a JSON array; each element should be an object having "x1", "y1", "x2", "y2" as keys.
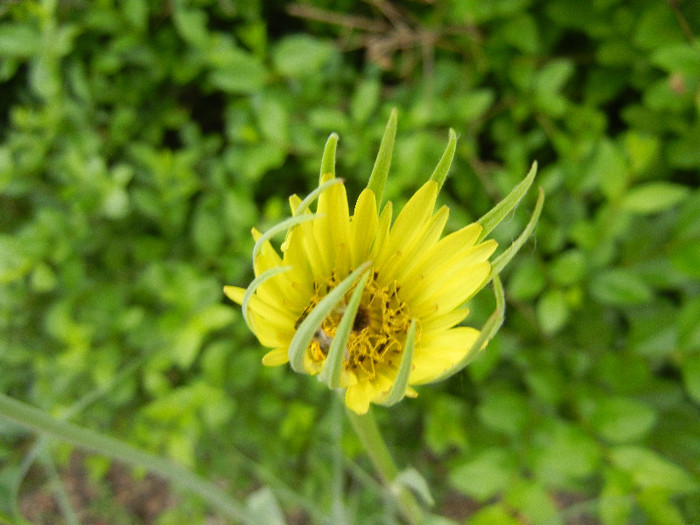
[{"x1": 1, "y1": 0, "x2": 699, "y2": 523}]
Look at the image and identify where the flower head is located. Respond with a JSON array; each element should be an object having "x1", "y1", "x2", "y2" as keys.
[{"x1": 226, "y1": 113, "x2": 542, "y2": 414}]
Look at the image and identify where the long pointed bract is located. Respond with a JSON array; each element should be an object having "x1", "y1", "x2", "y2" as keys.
[
  {"x1": 477, "y1": 161, "x2": 538, "y2": 242},
  {"x1": 429, "y1": 128, "x2": 457, "y2": 191},
  {"x1": 380, "y1": 320, "x2": 417, "y2": 406},
  {"x1": 367, "y1": 109, "x2": 398, "y2": 207}
]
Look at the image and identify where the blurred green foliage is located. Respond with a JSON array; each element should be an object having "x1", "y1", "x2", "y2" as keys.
[{"x1": 1, "y1": 0, "x2": 699, "y2": 523}]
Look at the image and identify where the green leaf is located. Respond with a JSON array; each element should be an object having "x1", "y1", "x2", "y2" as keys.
[
  {"x1": 550, "y1": 249, "x2": 586, "y2": 286},
  {"x1": 478, "y1": 390, "x2": 529, "y2": 436},
  {"x1": 351, "y1": 77, "x2": 380, "y2": 124},
  {"x1": 246, "y1": 487, "x2": 287, "y2": 525},
  {"x1": 590, "y1": 397, "x2": 657, "y2": 443},
  {"x1": 620, "y1": 182, "x2": 689, "y2": 214},
  {"x1": 272, "y1": 35, "x2": 335, "y2": 78},
  {"x1": 508, "y1": 258, "x2": 546, "y2": 301},
  {"x1": 469, "y1": 505, "x2": 520, "y2": 525},
  {"x1": 394, "y1": 468, "x2": 435, "y2": 506},
  {"x1": 651, "y1": 42, "x2": 700, "y2": 77},
  {"x1": 530, "y1": 421, "x2": 601, "y2": 486},
  {"x1": 609, "y1": 446, "x2": 699, "y2": 493},
  {"x1": 208, "y1": 50, "x2": 267, "y2": 93},
  {"x1": 536, "y1": 288, "x2": 569, "y2": 335},
  {"x1": 0, "y1": 24, "x2": 41, "y2": 58},
  {"x1": 681, "y1": 354, "x2": 700, "y2": 404},
  {"x1": 589, "y1": 269, "x2": 652, "y2": 305},
  {"x1": 506, "y1": 481, "x2": 561, "y2": 525},
  {"x1": 670, "y1": 239, "x2": 700, "y2": 278},
  {"x1": 449, "y1": 448, "x2": 515, "y2": 501}
]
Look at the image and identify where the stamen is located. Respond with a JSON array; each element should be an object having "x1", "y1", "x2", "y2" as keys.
[{"x1": 301, "y1": 268, "x2": 413, "y2": 381}]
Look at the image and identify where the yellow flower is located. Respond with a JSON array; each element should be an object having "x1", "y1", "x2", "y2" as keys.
[{"x1": 225, "y1": 114, "x2": 542, "y2": 414}]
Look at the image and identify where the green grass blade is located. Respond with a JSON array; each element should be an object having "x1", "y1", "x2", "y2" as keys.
[{"x1": 0, "y1": 393, "x2": 251, "y2": 523}]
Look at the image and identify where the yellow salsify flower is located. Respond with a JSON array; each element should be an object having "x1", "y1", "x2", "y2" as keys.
[{"x1": 225, "y1": 111, "x2": 543, "y2": 415}]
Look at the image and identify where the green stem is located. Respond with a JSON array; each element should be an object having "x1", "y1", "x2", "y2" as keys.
[
  {"x1": 0, "y1": 393, "x2": 250, "y2": 523},
  {"x1": 346, "y1": 407, "x2": 423, "y2": 524}
]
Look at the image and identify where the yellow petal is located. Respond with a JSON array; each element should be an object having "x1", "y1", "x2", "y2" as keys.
[
  {"x1": 379, "y1": 205, "x2": 449, "y2": 284},
  {"x1": 311, "y1": 177, "x2": 352, "y2": 277},
  {"x1": 223, "y1": 286, "x2": 246, "y2": 305},
  {"x1": 262, "y1": 348, "x2": 289, "y2": 366},
  {"x1": 390, "y1": 181, "x2": 438, "y2": 244},
  {"x1": 402, "y1": 241, "x2": 497, "y2": 304},
  {"x1": 350, "y1": 188, "x2": 378, "y2": 267},
  {"x1": 345, "y1": 381, "x2": 373, "y2": 414},
  {"x1": 420, "y1": 308, "x2": 470, "y2": 332},
  {"x1": 411, "y1": 261, "x2": 492, "y2": 318},
  {"x1": 289, "y1": 194, "x2": 302, "y2": 215},
  {"x1": 369, "y1": 201, "x2": 393, "y2": 263},
  {"x1": 409, "y1": 326, "x2": 480, "y2": 384}
]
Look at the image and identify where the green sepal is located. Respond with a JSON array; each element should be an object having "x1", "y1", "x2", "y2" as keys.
[
  {"x1": 477, "y1": 161, "x2": 538, "y2": 242},
  {"x1": 367, "y1": 108, "x2": 398, "y2": 207},
  {"x1": 490, "y1": 187, "x2": 544, "y2": 276},
  {"x1": 379, "y1": 319, "x2": 417, "y2": 407},
  {"x1": 429, "y1": 128, "x2": 457, "y2": 191},
  {"x1": 318, "y1": 270, "x2": 371, "y2": 389},
  {"x1": 320, "y1": 132, "x2": 339, "y2": 181},
  {"x1": 425, "y1": 275, "x2": 505, "y2": 384},
  {"x1": 288, "y1": 262, "x2": 372, "y2": 374},
  {"x1": 241, "y1": 266, "x2": 293, "y2": 331}
]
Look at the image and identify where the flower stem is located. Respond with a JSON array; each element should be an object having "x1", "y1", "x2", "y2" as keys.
[{"x1": 346, "y1": 407, "x2": 423, "y2": 524}]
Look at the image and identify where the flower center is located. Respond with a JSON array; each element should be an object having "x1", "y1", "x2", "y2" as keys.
[{"x1": 296, "y1": 270, "x2": 412, "y2": 379}]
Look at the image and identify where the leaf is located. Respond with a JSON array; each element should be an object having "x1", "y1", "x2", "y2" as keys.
[
  {"x1": 590, "y1": 397, "x2": 657, "y2": 443},
  {"x1": 508, "y1": 258, "x2": 546, "y2": 301},
  {"x1": 272, "y1": 35, "x2": 336, "y2": 78},
  {"x1": 536, "y1": 289, "x2": 570, "y2": 335},
  {"x1": 609, "y1": 446, "x2": 699, "y2": 493},
  {"x1": 208, "y1": 50, "x2": 267, "y2": 93},
  {"x1": 449, "y1": 448, "x2": 515, "y2": 501},
  {"x1": 246, "y1": 487, "x2": 287, "y2": 525},
  {"x1": 681, "y1": 354, "x2": 700, "y2": 404},
  {"x1": 394, "y1": 468, "x2": 435, "y2": 506},
  {"x1": 651, "y1": 42, "x2": 700, "y2": 77},
  {"x1": 620, "y1": 182, "x2": 689, "y2": 214},
  {"x1": 589, "y1": 269, "x2": 652, "y2": 305},
  {"x1": 0, "y1": 24, "x2": 40, "y2": 58}
]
